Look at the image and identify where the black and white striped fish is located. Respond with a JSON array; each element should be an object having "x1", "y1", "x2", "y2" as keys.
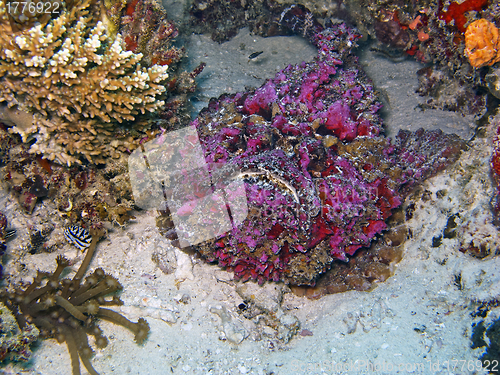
[
  {"x1": 5, "y1": 229, "x2": 16, "y2": 240},
  {"x1": 64, "y1": 226, "x2": 92, "y2": 250}
]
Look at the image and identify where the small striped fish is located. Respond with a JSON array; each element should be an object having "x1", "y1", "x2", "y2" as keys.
[
  {"x1": 5, "y1": 229, "x2": 16, "y2": 240},
  {"x1": 64, "y1": 226, "x2": 92, "y2": 250}
]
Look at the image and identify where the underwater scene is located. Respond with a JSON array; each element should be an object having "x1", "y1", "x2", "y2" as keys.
[{"x1": 1, "y1": 0, "x2": 500, "y2": 374}]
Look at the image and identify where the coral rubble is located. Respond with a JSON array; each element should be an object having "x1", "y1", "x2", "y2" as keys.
[
  {"x1": 0, "y1": 0, "x2": 169, "y2": 165},
  {"x1": 0, "y1": 235, "x2": 150, "y2": 375},
  {"x1": 155, "y1": 7, "x2": 466, "y2": 286},
  {"x1": 0, "y1": 302, "x2": 39, "y2": 363}
]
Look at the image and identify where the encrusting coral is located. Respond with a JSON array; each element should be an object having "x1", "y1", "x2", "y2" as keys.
[
  {"x1": 0, "y1": 233, "x2": 150, "y2": 374},
  {"x1": 0, "y1": 0, "x2": 169, "y2": 165}
]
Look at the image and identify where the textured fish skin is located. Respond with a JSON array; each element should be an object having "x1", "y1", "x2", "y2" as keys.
[{"x1": 155, "y1": 6, "x2": 466, "y2": 285}]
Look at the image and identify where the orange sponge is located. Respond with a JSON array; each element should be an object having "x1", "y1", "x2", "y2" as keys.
[{"x1": 464, "y1": 19, "x2": 500, "y2": 68}]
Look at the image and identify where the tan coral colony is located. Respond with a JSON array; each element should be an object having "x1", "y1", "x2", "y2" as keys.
[{"x1": 0, "y1": 0, "x2": 169, "y2": 165}]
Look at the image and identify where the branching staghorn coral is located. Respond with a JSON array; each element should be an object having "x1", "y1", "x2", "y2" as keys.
[
  {"x1": 0, "y1": 235, "x2": 150, "y2": 375},
  {"x1": 0, "y1": 0, "x2": 169, "y2": 165}
]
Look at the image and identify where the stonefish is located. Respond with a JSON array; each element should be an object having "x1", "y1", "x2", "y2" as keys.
[{"x1": 134, "y1": 6, "x2": 465, "y2": 286}]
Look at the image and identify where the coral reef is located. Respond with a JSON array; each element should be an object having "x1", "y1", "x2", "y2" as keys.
[
  {"x1": 438, "y1": 0, "x2": 488, "y2": 33},
  {"x1": 0, "y1": 234, "x2": 150, "y2": 375},
  {"x1": 486, "y1": 65, "x2": 500, "y2": 99},
  {"x1": 415, "y1": 65, "x2": 485, "y2": 116},
  {"x1": 0, "y1": 243, "x2": 4, "y2": 280},
  {"x1": 491, "y1": 112, "x2": 500, "y2": 225},
  {"x1": 0, "y1": 302, "x2": 39, "y2": 363},
  {"x1": 336, "y1": 0, "x2": 495, "y2": 117},
  {"x1": 120, "y1": 0, "x2": 204, "y2": 128},
  {"x1": 188, "y1": 0, "x2": 494, "y2": 117},
  {"x1": 336, "y1": 0, "x2": 492, "y2": 65},
  {"x1": 0, "y1": 125, "x2": 136, "y2": 236},
  {"x1": 0, "y1": 0, "x2": 169, "y2": 165},
  {"x1": 0, "y1": 211, "x2": 15, "y2": 279},
  {"x1": 274, "y1": 0, "x2": 345, "y2": 21},
  {"x1": 395, "y1": 114, "x2": 500, "y2": 261},
  {"x1": 453, "y1": 132, "x2": 500, "y2": 256},
  {"x1": 0, "y1": 211, "x2": 6, "y2": 279},
  {"x1": 1, "y1": 0, "x2": 63, "y2": 32},
  {"x1": 188, "y1": 0, "x2": 329, "y2": 43},
  {"x1": 121, "y1": 0, "x2": 183, "y2": 67},
  {"x1": 464, "y1": 18, "x2": 500, "y2": 68},
  {"x1": 153, "y1": 7, "x2": 466, "y2": 286}
]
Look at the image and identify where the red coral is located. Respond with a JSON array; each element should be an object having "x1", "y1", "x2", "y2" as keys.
[
  {"x1": 438, "y1": 0, "x2": 489, "y2": 32},
  {"x1": 126, "y1": 0, "x2": 139, "y2": 16}
]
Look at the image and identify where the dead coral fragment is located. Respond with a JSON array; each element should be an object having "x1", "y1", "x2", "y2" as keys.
[
  {"x1": 465, "y1": 19, "x2": 500, "y2": 68},
  {"x1": 0, "y1": 237, "x2": 150, "y2": 375}
]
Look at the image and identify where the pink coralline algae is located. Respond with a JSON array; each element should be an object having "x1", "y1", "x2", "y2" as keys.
[{"x1": 156, "y1": 7, "x2": 466, "y2": 286}]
